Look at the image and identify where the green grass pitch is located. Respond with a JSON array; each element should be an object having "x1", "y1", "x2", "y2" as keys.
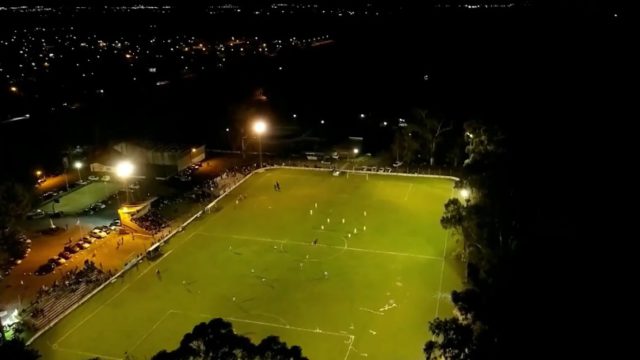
[
  {"x1": 39, "y1": 181, "x2": 121, "y2": 215},
  {"x1": 31, "y1": 168, "x2": 462, "y2": 360}
]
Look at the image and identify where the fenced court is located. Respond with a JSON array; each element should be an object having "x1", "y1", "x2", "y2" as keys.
[
  {"x1": 38, "y1": 182, "x2": 121, "y2": 214},
  {"x1": 31, "y1": 168, "x2": 462, "y2": 360}
]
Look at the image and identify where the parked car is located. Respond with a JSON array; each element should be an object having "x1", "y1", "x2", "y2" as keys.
[
  {"x1": 41, "y1": 192, "x2": 55, "y2": 200},
  {"x1": 98, "y1": 225, "x2": 111, "y2": 234},
  {"x1": 76, "y1": 241, "x2": 90, "y2": 249},
  {"x1": 101, "y1": 175, "x2": 111, "y2": 181},
  {"x1": 82, "y1": 237, "x2": 96, "y2": 244},
  {"x1": 91, "y1": 202, "x2": 107, "y2": 210},
  {"x1": 26, "y1": 209, "x2": 45, "y2": 219},
  {"x1": 90, "y1": 229, "x2": 107, "y2": 238},
  {"x1": 53, "y1": 256, "x2": 66, "y2": 265},
  {"x1": 64, "y1": 245, "x2": 80, "y2": 254},
  {"x1": 88, "y1": 175, "x2": 99, "y2": 181},
  {"x1": 129, "y1": 183, "x2": 140, "y2": 189},
  {"x1": 58, "y1": 251, "x2": 72, "y2": 260},
  {"x1": 35, "y1": 263, "x2": 55, "y2": 275}
]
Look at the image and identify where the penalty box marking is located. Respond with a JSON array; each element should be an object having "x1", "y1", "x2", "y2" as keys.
[{"x1": 199, "y1": 232, "x2": 443, "y2": 261}]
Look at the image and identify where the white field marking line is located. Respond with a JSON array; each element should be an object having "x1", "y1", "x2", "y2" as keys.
[
  {"x1": 53, "y1": 215, "x2": 217, "y2": 344},
  {"x1": 36, "y1": 172, "x2": 250, "y2": 346},
  {"x1": 229, "y1": 314, "x2": 356, "y2": 360},
  {"x1": 203, "y1": 233, "x2": 443, "y2": 261},
  {"x1": 54, "y1": 247, "x2": 175, "y2": 345},
  {"x1": 404, "y1": 183, "x2": 414, "y2": 201},
  {"x1": 252, "y1": 312, "x2": 290, "y2": 327},
  {"x1": 344, "y1": 335, "x2": 355, "y2": 360},
  {"x1": 434, "y1": 186, "x2": 455, "y2": 318},
  {"x1": 129, "y1": 309, "x2": 176, "y2": 352},
  {"x1": 227, "y1": 317, "x2": 353, "y2": 338},
  {"x1": 174, "y1": 310, "x2": 353, "y2": 338},
  {"x1": 359, "y1": 307, "x2": 384, "y2": 315},
  {"x1": 52, "y1": 345, "x2": 122, "y2": 360}
]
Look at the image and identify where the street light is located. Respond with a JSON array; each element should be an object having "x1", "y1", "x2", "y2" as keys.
[
  {"x1": 74, "y1": 161, "x2": 83, "y2": 182},
  {"x1": 35, "y1": 170, "x2": 42, "y2": 177},
  {"x1": 190, "y1": 148, "x2": 197, "y2": 164},
  {"x1": 253, "y1": 119, "x2": 267, "y2": 168},
  {"x1": 116, "y1": 161, "x2": 134, "y2": 203},
  {"x1": 352, "y1": 148, "x2": 359, "y2": 164},
  {"x1": 460, "y1": 188, "x2": 471, "y2": 205}
]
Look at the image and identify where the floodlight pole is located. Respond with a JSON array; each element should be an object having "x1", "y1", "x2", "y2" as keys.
[{"x1": 258, "y1": 134, "x2": 263, "y2": 168}]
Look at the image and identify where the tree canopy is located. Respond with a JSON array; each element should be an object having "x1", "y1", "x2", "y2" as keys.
[
  {"x1": 0, "y1": 338, "x2": 41, "y2": 360},
  {"x1": 152, "y1": 318, "x2": 307, "y2": 360}
]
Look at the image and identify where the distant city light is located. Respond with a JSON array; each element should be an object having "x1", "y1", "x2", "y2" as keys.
[
  {"x1": 320, "y1": 120, "x2": 325, "y2": 124},
  {"x1": 360, "y1": 113, "x2": 365, "y2": 118}
]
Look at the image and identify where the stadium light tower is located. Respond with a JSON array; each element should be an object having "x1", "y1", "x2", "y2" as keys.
[
  {"x1": 116, "y1": 160, "x2": 134, "y2": 203},
  {"x1": 253, "y1": 119, "x2": 267, "y2": 168},
  {"x1": 74, "y1": 161, "x2": 83, "y2": 182}
]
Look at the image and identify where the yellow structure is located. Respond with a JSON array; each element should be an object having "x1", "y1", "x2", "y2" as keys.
[{"x1": 117, "y1": 197, "x2": 157, "y2": 235}]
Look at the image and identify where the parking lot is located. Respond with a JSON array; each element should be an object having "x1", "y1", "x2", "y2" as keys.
[
  {"x1": 1, "y1": 162, "x2": 214, "y2": 310},
  {"x1": 0, "y1": 214, "x2": 160, "y2": 308}
]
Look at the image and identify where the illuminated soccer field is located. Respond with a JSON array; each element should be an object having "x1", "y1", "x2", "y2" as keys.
[{"x1": 32, "y1": 168, "x2": 462, "y2": 360}]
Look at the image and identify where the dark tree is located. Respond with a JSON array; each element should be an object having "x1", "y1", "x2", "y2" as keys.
[
  {"x1": 424, "y1": 318, "x2": 475, "y2": 360},
  {"x1": 152, "y1": 318, "x2": 307, "y2": 360},
  {"x1": 440, "y1": 198, "x2": 465, "y2": 231},
  {"x1": 426, "y1": 120, "x2": 521, "y2": 359},
  {"x1": 0, "y1": 338, "x2": 41, "y2": 360},
  {"x1": 0, "y1": 182, "x2": 33, "y2": 229},
  {"x1": 391, "y1": 109, "x2": 456, "y2": 166}
]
